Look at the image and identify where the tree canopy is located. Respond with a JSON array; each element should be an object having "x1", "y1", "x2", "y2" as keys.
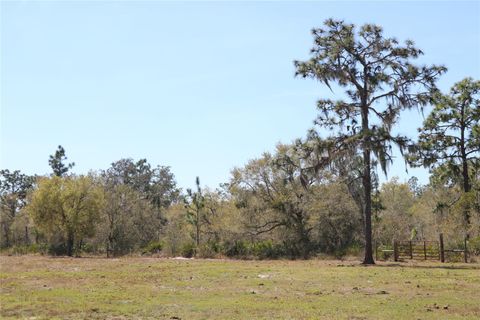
[
  {"x1": 410, "y1": 78, "x2": 479, "y2": 190},
  {"x1": 27, "y1": 175, "x2": 103, "y2": 256}
]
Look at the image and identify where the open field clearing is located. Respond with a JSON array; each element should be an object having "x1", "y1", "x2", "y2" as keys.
[{"x1": 0, "y1": 256, "x2": 479, "y2": 319}]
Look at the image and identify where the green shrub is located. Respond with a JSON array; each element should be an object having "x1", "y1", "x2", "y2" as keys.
[
  {"x1": 142, "y1": 241, "x2": 164, "y2": 255},
  {"x1": 251, "y1": 240, "x2": 284, "y2": 259},
  {"x1": 180, "y1": 242, "x2": 196, "y2": 258},
  {"x1": 224, "y1": 240, "x2": 249, "y2": 258},
  {"x1": 223, "y1": 240, "x2": 284, "y2": 259}
]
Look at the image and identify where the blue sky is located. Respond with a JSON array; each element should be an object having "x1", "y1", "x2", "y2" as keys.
[{"x1": 1, "y1": 1, "x2": 479, "y2": 190}]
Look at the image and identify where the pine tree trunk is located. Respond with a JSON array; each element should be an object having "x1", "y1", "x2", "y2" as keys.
[
  {"x1": 361, "y1": 102, "x2": 375, "y2": 265},
  {"x1": 460, "y1": 115, "x2": 471, "y2": 231},
  {"x1": 461, "y1": 149, "x2": 471, "y2": 228},
  {"x1": 362, "y1": 148, "x2": 375, "y2": 265}
]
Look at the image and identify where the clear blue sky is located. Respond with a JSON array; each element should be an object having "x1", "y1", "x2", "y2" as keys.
[{"x1": 1, "y1": 1, "x2": 479, "y2": 190}]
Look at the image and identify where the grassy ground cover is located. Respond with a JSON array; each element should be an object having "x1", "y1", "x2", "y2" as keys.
[{"x1": 1, "y1": 255, "x2": 479, "y2": 319}]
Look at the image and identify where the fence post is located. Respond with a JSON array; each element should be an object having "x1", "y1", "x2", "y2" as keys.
[
  {"x1": 439, "y1": 233, "x2": 445, "y2": 263},
  {"x1": 423, "y1": 241, "x2": 427, "y2": 260},
  {"x1": 464, "y1": 237, "x2": 468, "y2": 263},
  {"x1": 393, "y1": 240, "x2": 398, "y2": 262},
  {"x1": 409, "y1": 241, "x2": 413, "y2": 259}
]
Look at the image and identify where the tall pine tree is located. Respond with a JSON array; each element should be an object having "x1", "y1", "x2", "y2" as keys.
[
  {"x1": 295, "y1": 19, "x2": 445, "y2": 264},
  {"x1": 409, "y1": 78, "x2": 480, "y2": 229}
]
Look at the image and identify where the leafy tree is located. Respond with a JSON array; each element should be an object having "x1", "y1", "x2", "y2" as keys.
[
  {"x1": 27, "y1": 175, "x2": 103, "y2": 256},
  {"x1": 162, "y1": 203, "x2": 193, "y2": 256},
  {"x1": 103, "y1": 158, "x2": 179, "y2": 213},
  {"x1": 409, "y1": 78, "x2": 480, "y2": 227},
  {"x1": 149, "y1": 166, "x2": 180, "y2": 211},
  {"x1": 376, "y1": 178, "x2": 415, "y2": 243},
  {"x1": 230, "y1": 143, "x2": 326, "y2": 258},
  {"x1": 0, "y1": 170, "x2": 35, "y2": 247},
  {"x1": 409, "y1": 183, "x2": 472, "y2": 242},
  {"x1": 104, "y1": 158, "x2": 151, "y2": 192},
  {"x1": 200, "y1": 187, "x2": 243, "y2": 249},
  {"x1": 294, "y1": 19, "x2": 445, "y2": 263},
  {"x1": 407, "y1": 176, "x2": 424, "y2": 198},
  {"x1": 309, "y1": 182, "x2": 362, "y2": 255},
  {"x1": 48, "y1": 145, "x2": 75, "y2": 177},
  {"x1": 86, "y1": 159, "x2": 180, "y2": 255},
  {"x1": 101, "y1": 183, "x2": 155, "y2": 257}
]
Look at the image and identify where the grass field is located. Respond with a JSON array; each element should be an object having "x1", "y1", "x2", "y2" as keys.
[{"x1": 1, "y1": 256, "x2": 479, "y2": 319}]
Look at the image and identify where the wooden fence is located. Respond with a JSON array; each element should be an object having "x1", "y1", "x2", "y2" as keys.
[{"x1": 375, "y1": 234, "x2": 468, "y2": 263}]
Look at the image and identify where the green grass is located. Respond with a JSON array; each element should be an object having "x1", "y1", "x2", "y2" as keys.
[{"x1": 1, "y1": 256, "x2": 479, "y2": 319}]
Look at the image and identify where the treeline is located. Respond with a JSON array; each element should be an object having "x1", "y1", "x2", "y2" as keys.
[
  {"x1": 1, "y1": 19, "x2": 479, "y2": 262},
  {"x1": 1, "y1": 144, "x2": 478, "y2": 259}
]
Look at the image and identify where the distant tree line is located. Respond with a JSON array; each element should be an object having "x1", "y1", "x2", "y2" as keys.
[{"x1": 1, "y1": 20, "x2": 478, "y2": 262}]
